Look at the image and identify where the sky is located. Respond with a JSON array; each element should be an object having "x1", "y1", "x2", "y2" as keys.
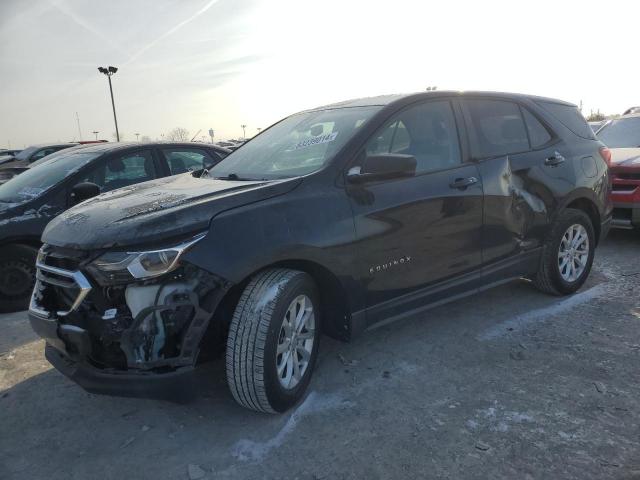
[{"x1": 0, "y1": 0, "x2": 638, "y2": 148}]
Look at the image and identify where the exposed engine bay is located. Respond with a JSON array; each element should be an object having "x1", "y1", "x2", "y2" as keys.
[{"x1": 31, "y1": 244, "x2": 227, "y2": 372}]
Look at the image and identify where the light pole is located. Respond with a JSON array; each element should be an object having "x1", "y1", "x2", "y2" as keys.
[
  {"x1": 92, "y1": 131, "x2": 99, "y2": 140},
  {"x1": 241, "y1": 124, "x2": 247, "y2": 139},
  {"x1": 98, "y1": 66, "x2": 120, "y2": 141},
  {"x1": 135, "y1": 132, "x2": 140, "y2": 141},
  {"x1": 257, "y1": 127, "x2": 262, "y2": 134},
  {"x1": 75, "y1": 112, "x2": 83, "y2": 141}
]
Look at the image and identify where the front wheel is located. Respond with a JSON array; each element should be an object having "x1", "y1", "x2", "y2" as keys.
[
  {"x1": 0, "y1": 244, "x2": 38, "y2": 313},
  {"x1": 226, "y1": 269, "x2": 320, "y2": 413},
  {"x1": 533, "y1": 208, "x2": 595, "y2": 295}
]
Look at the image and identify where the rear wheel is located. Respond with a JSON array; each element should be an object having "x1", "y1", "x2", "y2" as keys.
[
  {"x1": 533, "y1": 208, "x2": 595, "y2": 295},
  {"x1": 0, "y1": 244, "x2": 38, "y2": 313},
  {"x1": 226, "y1": 269, "x2": 320, "y2": 413}
]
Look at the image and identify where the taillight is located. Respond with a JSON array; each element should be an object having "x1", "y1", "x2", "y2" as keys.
[{"x1": 599, "y1": 146, "x2": 612, "y2": 167}]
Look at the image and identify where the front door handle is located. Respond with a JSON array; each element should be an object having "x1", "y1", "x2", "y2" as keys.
[
  {"x1": 545, "y1": 151, "x2": 566, "y2": 166},
  {"x1": 449, "y1": 176, "x2": 478, "y2": 190}
]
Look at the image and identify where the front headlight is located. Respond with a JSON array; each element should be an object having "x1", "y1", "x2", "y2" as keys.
[{"x1": 88, "y1": 232, "x2": 206, "y2": 284}]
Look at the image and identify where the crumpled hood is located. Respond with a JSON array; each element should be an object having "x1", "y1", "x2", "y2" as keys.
[
  {"x1": 42, "y1": 173, "x2": 301, "y2": 250},
  {"x1": 609, "y1": 148, "x2": 640, "y2": 171}
]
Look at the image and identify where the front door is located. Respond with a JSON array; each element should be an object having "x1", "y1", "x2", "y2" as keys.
[
  {"x1": 79, "y1": 148, "x2": 159, "y2": 194},
  {"x1": 346, "y1": 99, "x2": 484, "y2": 324}
]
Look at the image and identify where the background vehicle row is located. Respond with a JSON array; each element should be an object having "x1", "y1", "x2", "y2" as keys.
[{"x1": 0, "y1": 141, "x2": 229, "y2": 312}]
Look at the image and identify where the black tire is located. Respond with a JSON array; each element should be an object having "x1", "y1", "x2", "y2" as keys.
[
  {"x1": 533, "y1": 208, "x2": 595, "y2": 295},
  {"x1": 0, "y1": 244, "x2": 38, "y2": 313},
  {"x1": 226, "y1": 268, "x2": 321, "y2": 413}
]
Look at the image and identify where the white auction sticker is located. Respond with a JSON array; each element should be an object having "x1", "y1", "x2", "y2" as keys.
[{"x1": 293, "y1": 132, "x2": 338, "y2": 150}]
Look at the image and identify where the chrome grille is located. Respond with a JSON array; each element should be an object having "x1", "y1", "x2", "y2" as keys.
[{"x1": 30, "y1": 248, "x2": 92, "y2": 317}]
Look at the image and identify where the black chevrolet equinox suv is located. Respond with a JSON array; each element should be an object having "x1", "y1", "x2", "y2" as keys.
[{"x1": 29, "y1": 91, "x2": 612, "y2": 413}]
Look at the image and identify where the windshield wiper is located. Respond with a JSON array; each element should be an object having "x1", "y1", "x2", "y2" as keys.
[{"x1": 214, "y1": 173, "x2": 255, "y2": 181}]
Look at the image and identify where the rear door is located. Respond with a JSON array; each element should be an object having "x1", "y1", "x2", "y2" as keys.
[
  {"x1": 346, "y1": 99, "x2": 484, "y2": 322},
  {"x1": 461, "y1": 97, "x2": 569, "y2": 265}
]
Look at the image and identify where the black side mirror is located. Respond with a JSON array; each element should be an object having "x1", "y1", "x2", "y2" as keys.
[
  {"x1": 347, "y1": 153, "x2": 417, "y2": 183},
  {"x1": 70, "y1": 182, "x2": 101, "y2": 204}
]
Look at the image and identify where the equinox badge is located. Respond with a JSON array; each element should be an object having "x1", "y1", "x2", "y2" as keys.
[{"x1": 369, "y1": 256, "x2": 412, "y2": 275}]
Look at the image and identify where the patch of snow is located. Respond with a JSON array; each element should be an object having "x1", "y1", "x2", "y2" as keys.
[
  {"x1": 252, "y1": 282, "x2": 286, "y2": 314},
  {"x1": 478, "y1": 284, "x2": 607, "y2": 341},
  {"x1": 470, "y1": 402, "x2": 536, "y2": 433},
  {"x1": 507, "y1": 412, "x2": 534, "y2": 423},
  {"x1": 231, "y1": 392, "x2": 354, "y2": 462},
  {"x1": 482, "y1": 406, "x2": 497, "y2": 419},
  {"x1": 494, "y1": 421, "x2": 509, "y2": 432}
]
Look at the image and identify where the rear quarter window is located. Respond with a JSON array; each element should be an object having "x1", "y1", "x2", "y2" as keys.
[
  {"x1": 522, "y1": 108, "x2": 553, "y2": 148},
  {"x1": 537, "y1": 101, "x2": 595, "y2": 140}
]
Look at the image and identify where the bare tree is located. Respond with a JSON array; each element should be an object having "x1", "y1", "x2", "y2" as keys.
[
  {"x1": 587, "y1": 110, "x2": 605, "y2": 122},
  {"x1": 166, "y1": 127, "x2": 190, "y2": 141},
  {"x1": 140, "y1": 135, "x2": 152, "y2": 142}
]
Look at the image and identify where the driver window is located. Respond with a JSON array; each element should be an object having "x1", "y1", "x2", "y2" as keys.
[
  {"x1": 81, "y1": 150, "x2": 156, "y2": 193},
  {"x1": 364, "y1": 101, "x2": 461, "y2": 174}
]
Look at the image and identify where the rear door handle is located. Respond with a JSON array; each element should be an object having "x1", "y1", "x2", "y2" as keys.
[
  {"x1": 545, "y1": 151, "x2": 565, "y2": 166},
  {"x1": 449, "y1": 176, "x2": 478, "y2": 189}
]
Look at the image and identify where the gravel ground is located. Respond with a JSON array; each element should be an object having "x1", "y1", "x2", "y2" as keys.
[{"x1": 1, "y1": 229, "x2": 639, "y2": 480}]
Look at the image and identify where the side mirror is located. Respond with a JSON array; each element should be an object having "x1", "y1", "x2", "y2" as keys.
[
  {"x1": 70, "y1": 182, "x2": 101, "y2": 204},
  {"x1": 347, "y1": 153, "x2": 417, "y2": 183}
]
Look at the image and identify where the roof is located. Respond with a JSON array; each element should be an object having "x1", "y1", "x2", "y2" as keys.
[
  {"x1": 25, "y1": 142, "x2": 77, "y2": 149},
  {"x1": 619, "y1": 113, "x2": 640, "y2": 120},
  {"x1": 70, "y1": 141, "x2": 230, "y2": 154},
  {"x1": 307, "y1": 91, "x2": 576, "y2": 112}
]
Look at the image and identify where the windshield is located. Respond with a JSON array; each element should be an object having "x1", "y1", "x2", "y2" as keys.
[
  {"x1": 13, "y1": 146, "x2": 38, "y2": 160},
  {"x1": 597, "y1": 117, "x2": 640, "y2": 148},
  {"x1": 0, "y1": 151, "x2": 100, "y2": 205},
  {"x1": 209, "y1": 106, "x2": 382, "y2": 180}
]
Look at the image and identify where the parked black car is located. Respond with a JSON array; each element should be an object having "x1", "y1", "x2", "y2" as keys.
[
  {"x1": 29, "y1": 91, "x2": 611, "y2": 413},
  {"x1": 0, "y1": 145, "x2": 95, "y2": 186},
  {"x1": 0, "y1": 142, "x2": 229, "y2": 312},
  {"x1": 0, "y1": 143, "x2": 77, "y2": 168},
  {"x1": 0, "y1": 149, "x2": 22, "y2": 157}
]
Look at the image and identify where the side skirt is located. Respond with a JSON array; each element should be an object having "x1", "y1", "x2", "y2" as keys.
[{"x1": 360, "y1": 248, "x2": 541, "y2": 334}]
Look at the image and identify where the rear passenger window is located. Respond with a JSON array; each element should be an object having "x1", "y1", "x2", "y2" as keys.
[
  {"x1": 365, "y1": 101, "x2": 461, "y2": 174},
  {"x1": 537, "y1": 101, "x2": 595, "y2": 140},
  {"x1": 522, "y1": 108, "x2": 552, "y2": 148},
  {"x1": 161, "y1": 148, "x2": 216, "y2": 174},
  {"x1": 464, "y1": 100, "x2": 529, "y2": 158},
  {"x1": 31, "y1": 148, "x2": 59, "y2": 162}
]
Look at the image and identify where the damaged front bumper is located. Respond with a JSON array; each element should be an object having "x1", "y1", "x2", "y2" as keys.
[{"x1": 28, "y1": 243, "x2": 229, "y2": 401}]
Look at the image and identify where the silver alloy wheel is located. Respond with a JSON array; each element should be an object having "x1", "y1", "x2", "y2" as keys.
[
  {"x1": 276, "y1": 294, "x2": 315, "y2": 389},
  {"x1": 557, "y1": 223, "x2": 589, "y2": 282}
]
